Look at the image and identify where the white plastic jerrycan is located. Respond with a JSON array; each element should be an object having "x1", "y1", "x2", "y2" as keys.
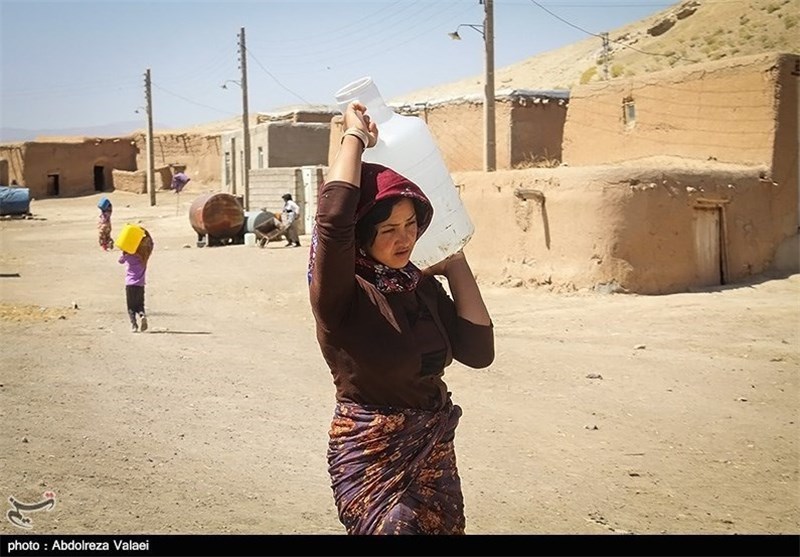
[{"x1": 334, "y1": 76, "x2": 474, "y2": 268}]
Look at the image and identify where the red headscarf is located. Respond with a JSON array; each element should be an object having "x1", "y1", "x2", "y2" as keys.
[
  {"x1": 355, "y1": 163, "x2": 432, "y2": 233},
  {"x1": 308, "y1": 163, "x2": 434, "y2": 293}
]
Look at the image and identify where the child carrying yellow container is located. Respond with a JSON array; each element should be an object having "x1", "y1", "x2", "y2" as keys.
[{"x1": 115, "y1": 224, "x2": 154, "y2": 333}]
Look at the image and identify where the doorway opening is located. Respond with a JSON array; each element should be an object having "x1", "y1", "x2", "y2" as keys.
[
  {"x1": 47, "y1": 174, "x2": 60, "y2": 196},
  {"x1": 94, "y1": 165, "x2": 105, "y2": 191}
]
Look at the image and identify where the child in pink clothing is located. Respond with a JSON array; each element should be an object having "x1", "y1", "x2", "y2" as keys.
[{"x1": 97, "y1": 198, "x2": 113, "y2": 251}]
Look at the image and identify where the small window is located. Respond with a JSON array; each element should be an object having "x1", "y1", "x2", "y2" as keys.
[
  {"x1": 257, "y1": 147, "x2": 264, "y2": 169},
  {"x1": 622, "y1": 97, "x2": 636, "y2": 128}
]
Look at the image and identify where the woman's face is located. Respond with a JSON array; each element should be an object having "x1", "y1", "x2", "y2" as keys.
[{"x1": 366, "y1": 198, "x2": 418, "y2": 269}]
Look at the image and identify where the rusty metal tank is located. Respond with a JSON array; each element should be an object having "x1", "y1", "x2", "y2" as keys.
[{"x1": 188, "y1": 192, "x2": 245, "y2": 239}]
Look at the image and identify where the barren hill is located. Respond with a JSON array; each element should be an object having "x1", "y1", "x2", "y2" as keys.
[{"x1": 391, "y1": 0, "x2": 800, "y2": 104}]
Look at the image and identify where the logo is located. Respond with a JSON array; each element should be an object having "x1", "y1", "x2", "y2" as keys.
[{"x1": 6, "y1": 491, "x2": 56, "y2": 529}]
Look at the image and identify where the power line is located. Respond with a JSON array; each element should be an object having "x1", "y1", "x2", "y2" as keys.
[
  {"x1": 243, "y1": 46, "x2": 313, "y2": 106},
  {"x1": 248, "y1": 0, "x2": 419, "y2": 49},
  {"x1": 247, "y1": 1, "x2": 467, "y2": 67},
  {"x1": 151, "y1": 82, "x2": 236, "y2": 116},
  {"x1": 528, "y1": 0, "x2": 701, "y2": 63},
  {"x1": 249, "y1": 1, "x2": 475, "y2": 77}
]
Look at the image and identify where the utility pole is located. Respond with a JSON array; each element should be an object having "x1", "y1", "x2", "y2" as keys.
[
  {"x1": 144, "y1": 68, "x2": 156, "y2": 206},
  {"x1": 601, "y1": 32, "x2": 610, "y2": 80},
  {"x1": 238, "y1": 27, "x2": 251, "y2": 211},
  {"x1": 484, "y1": 0, "x2": 496, "y2": 172}
]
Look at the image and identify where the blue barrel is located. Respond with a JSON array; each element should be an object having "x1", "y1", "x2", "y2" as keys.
[{"x1": 0, "y1": 186, "x2": 31, "y2": 216}]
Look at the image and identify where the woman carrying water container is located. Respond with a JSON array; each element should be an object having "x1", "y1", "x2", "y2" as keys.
[
  {"x1": 97, "y1": 197, "x2": 113, "y2": 251},
  {"x1": 307, "y1": 101, "x2": 494, "y2": 534}
]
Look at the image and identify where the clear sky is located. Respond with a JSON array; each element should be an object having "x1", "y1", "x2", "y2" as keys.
[{"x1": 0, "y1": 0, "x2": 676, "y2": 131}]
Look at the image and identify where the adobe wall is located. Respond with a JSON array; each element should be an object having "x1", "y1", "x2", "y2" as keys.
[
  {"x1": 770, "y1": 53, "x2": 799, "y2": 234},
  {"x1": 155, "y1": 167, "x2": 173, "y2": 190},
  {"x1": 256, "y1": 109, "x2": 337, "y2": 125},
  {"x1": 417, "y1": 101, "x2": 503, "y2": 172},
  {"x1": 251, "y1": 126, "x2": 270, "y2": 171},
  {"x1": 292, "y1": 112, "x2": 336, "y2": 124},
  {"x1": 221, "y1": 126, "x2": 268, "y2": 194},
  {"x1": 2, "y1": 139, "x2": 137, "y2": 198},
  {"x1": 562, "y1": 53, "x2": 786, "y2": 167},
  {"x1": 328, "y1": 98, "x2": 567, "y2": 172},
  {"x1": 327, "y1": 107, "x2": 490, "y2": 172},
  {"x1": 111, "y1": 167, "x2": 172, "y2": 195},
  {"x1": 510, "y1": 101, "x2": 566, "y2": 166},
  {"x1": 112, "y1": 169, "x2": 146, "y2": 194},
  {"x1": 327, "y1": 116, "x2": 344, "y2": 168},
  {"x1": 135, "y1": 132, "x2": 223, "y2": 187},
  {"x1": 266, "y1": 122, "x2": 330, "y2": 168},
  {"x1": 455, "y1": 163, "x2": 787, "y2": 294},
  {"x1": 0, "y1": 146, "x2": 24, "y2": 186}
]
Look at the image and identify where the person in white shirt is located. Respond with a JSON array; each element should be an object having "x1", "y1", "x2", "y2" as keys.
[{"x1": 281, "y1": 193, "x2": 301, "y2": 247}]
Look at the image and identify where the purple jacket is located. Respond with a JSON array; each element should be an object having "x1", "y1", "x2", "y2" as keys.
[{"x1": 119, "y1": 253, "x2": 147, "y2": 286}]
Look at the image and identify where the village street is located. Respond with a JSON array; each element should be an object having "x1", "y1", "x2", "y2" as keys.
[{"x1": 0, "y1": 190, "x2": 797, "y2": 535}]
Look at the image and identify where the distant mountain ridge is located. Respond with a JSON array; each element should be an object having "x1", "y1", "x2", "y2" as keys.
[{"x1": 0, "y1": 120, "x2": 168, "y2": 143}]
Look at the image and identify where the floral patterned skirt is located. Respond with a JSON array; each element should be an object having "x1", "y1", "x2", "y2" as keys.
[
  {"x1": 98, "y1": 223, "x2": 113, "y2": 251},
  {"x1": 327, "y1": 399, "x2": 465, "y2": 535}
]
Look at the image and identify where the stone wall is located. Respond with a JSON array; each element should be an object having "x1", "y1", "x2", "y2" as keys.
[{"x1": 248, "y1": 166, "x2": 326, "y2": 236}]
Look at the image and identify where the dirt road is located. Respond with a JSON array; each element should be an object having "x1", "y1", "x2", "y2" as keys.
[{"x1": 1, "y1": 189, "x2": 797, "y2": 535}]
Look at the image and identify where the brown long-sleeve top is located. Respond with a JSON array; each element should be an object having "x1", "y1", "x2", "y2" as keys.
[{"x1": 309, "y1": 180, "x2": 494, "y2": 411}]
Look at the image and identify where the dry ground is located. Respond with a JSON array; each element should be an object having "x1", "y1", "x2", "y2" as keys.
[{"x1": 0, "y1": 189, "x2": 798, "y2": 535}]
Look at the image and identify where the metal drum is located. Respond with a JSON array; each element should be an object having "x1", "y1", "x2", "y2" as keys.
[
  {"x1": 244, "y1": 210, "x2": 273, "y2": 234},
  {"x1": 188, "y1": 192, "x2": 245, "y2": 239}
]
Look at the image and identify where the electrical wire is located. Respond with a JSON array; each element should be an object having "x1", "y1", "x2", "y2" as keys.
[
  {"x1": 152, "y1": 82, "x2": 237, "y2": 116},
  {"x1": 243, "y1": 46, "x2": 313, "y2": 106},
  {"x1": 528, "y1": 0, "x2": 701, "y2": 63}
]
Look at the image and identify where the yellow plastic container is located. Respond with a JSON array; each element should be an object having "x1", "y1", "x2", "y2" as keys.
[{"x1": 115, "y1": 224, "x2": 145, "y2": 254}]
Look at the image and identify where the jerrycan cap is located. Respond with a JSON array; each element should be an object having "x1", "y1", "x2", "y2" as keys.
[{"x1": 335, "y1": 77, "x2": 392, "y2": 123}]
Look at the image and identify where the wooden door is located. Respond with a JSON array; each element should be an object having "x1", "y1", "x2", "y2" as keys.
[{"x1": 693, "y1": 207, "x2": 721, "y2": 286}]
